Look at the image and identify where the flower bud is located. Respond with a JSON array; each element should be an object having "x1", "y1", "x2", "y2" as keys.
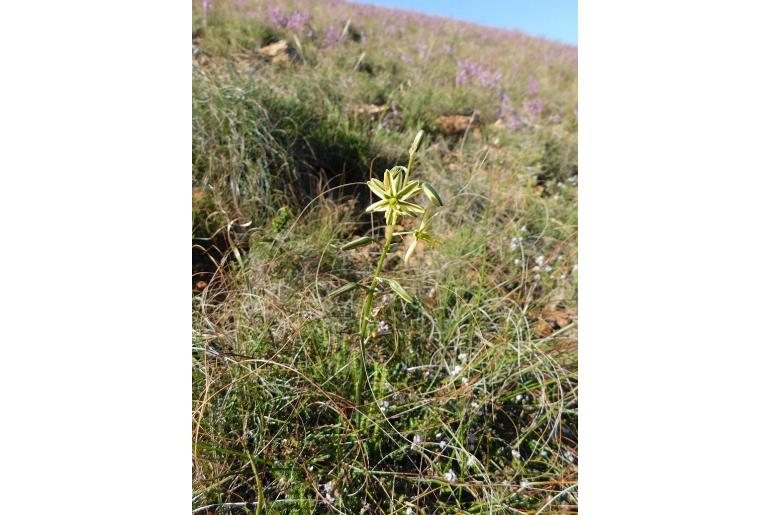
[
  {"x1": 409, "y1": 130, "x2": 425, "y2": 155},
  {"x1": 421, "y1": 182, "x2": 443, "y2": 207}
]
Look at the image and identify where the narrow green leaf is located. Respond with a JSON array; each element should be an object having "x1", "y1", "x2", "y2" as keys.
[
  {"x1": 328, "y1": 282, "x2": 359, "y2": 299},
  {"x1": 340, "y1": 236, "x2": 375, "y2": 251},
  {"x1": 381, "y1": 277, "x2": 413, "y2": 304}
]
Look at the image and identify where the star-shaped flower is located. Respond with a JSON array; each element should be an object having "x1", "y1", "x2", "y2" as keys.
[{"x1": 365, "y1": 167, "x2": 424, "y2": 225}]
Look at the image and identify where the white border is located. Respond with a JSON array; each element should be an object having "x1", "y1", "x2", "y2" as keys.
[
  {"x1": 581, "y1": 1, "x2": 770, "y2": 513},
  {"x1": 1, "y1": 1, "x2": 189, "y2": 512}
]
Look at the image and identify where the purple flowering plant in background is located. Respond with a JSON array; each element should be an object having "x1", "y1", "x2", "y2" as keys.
[
  {"x1": 201, "y1": 0, "x2": 212, "y2": 24},
  {"x1": 286, "y1": 10, "x2": 310, "y2": 31},
  {"x1": 455, "y1": 59, "x2": 502, "y2": 90},
  {"x1": 525, "y1": 97, "x2": 544, "y2": 120},
  {"x1": 268, "y1": 6, "x2": 310, "y2": 31},
  {"x1": 499, "y1": 93, "x2": 524, "y2": 130},
  {"x1": 323, "y1": 24, "x2": 343, "y2": 47}
]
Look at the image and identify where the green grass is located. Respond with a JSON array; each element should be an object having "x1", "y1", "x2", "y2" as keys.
[{"x1": 193, "y1": 1, "x2": 577, "y2": 512}]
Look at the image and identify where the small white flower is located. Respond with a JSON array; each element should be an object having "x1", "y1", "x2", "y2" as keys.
[
  {"x1": 520, "y1": 479, "x2": 530, "y2": 489},
  {"x1": 378, "y1": 400, "x2": 390, "y2": 410},
  {"x1": 514, "y1": 258, "x2": 522, "y2": 266},
  {"x1": 435, "y1": 432, "x2": 442, "y2": 439},
  {"x1": 405, "y1": 508, "x2": 414, "y2": 515},
  {"x1": 324, "y1": 480, "x2": 335, "y2": 494},
  {"x1": 461, "y1": 376, "x2": 469, "y2": 385},
  {"x1": 511, "y1": 449, "x2": 521, "y2": 459},
  {"x1": 563, "y1": 450, "x2": 575, "y2": 462},
  {"x1": 458, "y1": 352, "x2": 468, "y2": 363},
  {"x1": 560, "y1": 274, "x2": 567, "y2": 280},
  {"x1": 439, "y1": 440, "x2": 447, "y2": 450},
  {"x1": 502, "y1": 479, "x2": 512, "y2": 488},
  {"x1": 520, "y1": 225, "x2": 528, "y2": 233},
  {"x1": 449, "y1": 365, "x2": 462, "y2": 376},
  {"x1": 535, "y1": 255, "x2": 545, "y2": 266},
  {"x1": 533, "y1": 274, "x2": 541, "y2": 281},
  {"x1": 515, "y1": 394, "x2": 523, "y2": 402},
  {"x1": 377, "y1": 320, "x2": 390, "y2": 335},
  {"x1": 544, "y1": 265, "x2": 552, "y2": 272},
  {"x1": 444, "y1": 469, "x2": 457, "y2": 484},
  {"x1": 471, "y1": 401, "x2": 480, "y2": 410},
  {"x1": 411, "y1": 434, "x2": 423, "y2": 450}
]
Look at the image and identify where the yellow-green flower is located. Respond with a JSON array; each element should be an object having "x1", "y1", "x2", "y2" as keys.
[{"x1": 366, "y1": 167, "x2": 424, "y2": 225}]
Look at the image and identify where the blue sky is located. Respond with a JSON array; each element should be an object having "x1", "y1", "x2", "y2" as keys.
[{"x1": 349, "y1": 0, "x2": 577, "y2": 46}]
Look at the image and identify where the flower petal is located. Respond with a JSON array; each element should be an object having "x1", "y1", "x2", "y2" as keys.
[
  {"x1": 391, "y1": 168, "x2": 403, "y2": 195},
  {"x1": 404, "y1": 236, "x2": 418, "y2": 263},
  {"x1": 397, "y1": 180, "x2": 421, "y2": 201},
  {"x1": 365, "y1": 199, "x2": 388, "y2": 213},
  {"x1": 367, "y1": 180, "x2": 388, "y2": 200},
  {"x1": 399, "y1": 201, "x2": 425, "y2": 216},
  {"x1": 385, "y1": 207, "x2": 399, "y2": 225},
  {"x1": 383, "y1": 169, "x2": 392, "y2": 192}
]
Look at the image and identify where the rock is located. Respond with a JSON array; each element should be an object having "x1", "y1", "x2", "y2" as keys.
[
  {"x1": 353, "y1": 104, "x2": 389, "y2": 117},
  {"x1": 257, "y1": 40, "x2": 295, "y2": 64},
  {"x1": 435, "y1": 114, "x2": 478, "y2": 135}
]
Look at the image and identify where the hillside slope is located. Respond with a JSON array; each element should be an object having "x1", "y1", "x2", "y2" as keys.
[{"x1": 193, "y1": 1, "x2": 577, "y2": 512}]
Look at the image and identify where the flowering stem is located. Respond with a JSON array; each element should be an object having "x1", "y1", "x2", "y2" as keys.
[
  {"x1": 405, "y1": 153, "x2": 415, "y2": 183},
  {"x1": 356, "y1": 225, "x2": 393, "y2": 410}
]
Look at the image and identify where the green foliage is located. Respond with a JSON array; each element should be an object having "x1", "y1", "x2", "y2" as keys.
[{"x1": 270, "y1": 205, "x2": 293, "y2": 233}]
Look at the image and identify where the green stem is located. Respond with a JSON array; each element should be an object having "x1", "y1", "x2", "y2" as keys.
[
  {"x1": 405, "y1": 152, "x2": 415, "y2": 183},
  {"x1": 356, "y1": 226, "x2": 394, "y2": 409}
]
